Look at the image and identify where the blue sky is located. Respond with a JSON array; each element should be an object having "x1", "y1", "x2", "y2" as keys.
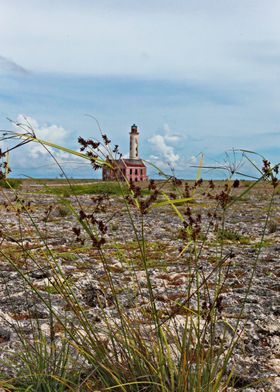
[{"x1": 0, "y1": 0, "x2": 280, "y2": 179}]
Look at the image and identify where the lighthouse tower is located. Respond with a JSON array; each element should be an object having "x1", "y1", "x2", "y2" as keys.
[
  {"x1": 102, "y1": 123, "x2": 147, "y2": 182},
  {"x1": 129, "y1": 124, "x2": 139, "y2": 159}
]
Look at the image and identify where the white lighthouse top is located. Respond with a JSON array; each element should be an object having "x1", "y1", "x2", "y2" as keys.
[{"x1": 130, "y1": 124, "x2": 139, "y2": 134}]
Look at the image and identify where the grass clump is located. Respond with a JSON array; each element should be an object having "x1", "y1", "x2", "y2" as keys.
[
  {"x1": 216, "y1": 228, "x2": 250, "y2": 243},
  {"x1": 5, "y1": 336, "x2": 80, "y2": 391},
  {"x1": 55, "y1": 204, "x2": 72, "y2": 217},
  {"x1": 268, "y1": 219, "x2": 278, "y2": 233},
  {"x1": 0, "y1": 126, "x2": 278, "y2": 391}
]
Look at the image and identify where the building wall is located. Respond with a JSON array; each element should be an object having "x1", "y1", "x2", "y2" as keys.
[
  {"x1": 102, "y1": 164, "x2": 147, "y2": 182},
  {"x1": 126, "y1": 166, "x2": 147, "y2": 182},
  {"x1": 102, "y1": 161, "x2": 126, "y2": 181}
]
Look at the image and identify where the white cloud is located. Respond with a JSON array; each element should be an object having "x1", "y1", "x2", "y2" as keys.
[
  {"x1": 147, "y1": 123, "x2": 187, "y2": 167},
  {"x1": 146, "y1": 155, "x2": 176, "y2": 176},
  {"x1": 6, "y1": 115, "x2": 76, "y2": 174},
  {"x1": 162, "y1": 123, "x2": 184, "y2": 144},
  {"x1": 164, "y1": 134, "x2": 182, "y2": 143},
  {"x1": 12, "y1": 114, "x2": 69, "y2": 159},
  {"x1": 148, "y1": 134, "x2": 180, "y2": 167}
]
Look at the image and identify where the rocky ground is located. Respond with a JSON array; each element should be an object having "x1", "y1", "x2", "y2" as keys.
[{"x1": 0, "y1": 180, "x2": 279, "y2": 391}]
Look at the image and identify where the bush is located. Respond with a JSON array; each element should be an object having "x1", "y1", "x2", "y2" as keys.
[{"x1": 0, "y1": 178, "x2": 22, "y2": 189}]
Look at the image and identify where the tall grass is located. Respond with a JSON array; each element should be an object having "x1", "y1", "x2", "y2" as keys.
[{"x1": 0, "y1": 126, "x2": 278, "y2": 391}]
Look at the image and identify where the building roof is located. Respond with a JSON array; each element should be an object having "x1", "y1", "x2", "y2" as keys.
[
  {"x1": 122, "y1": 159, "x2": 146, "y2": 167},
  {"x1": 104, "y1": 158, "x2": 146, "y2": 169}
]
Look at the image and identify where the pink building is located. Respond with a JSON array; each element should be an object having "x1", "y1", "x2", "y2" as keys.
[{"x1": 102, "y1": 124, "x2": 148, "y2": 182}]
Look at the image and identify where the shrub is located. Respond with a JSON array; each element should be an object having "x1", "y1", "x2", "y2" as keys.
[{"x1": 0, "y1": 178, "x2": 22, "y2": 189}]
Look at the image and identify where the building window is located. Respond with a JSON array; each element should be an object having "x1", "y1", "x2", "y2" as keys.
[
  {"x1": 140, "y1": 169, "x2": 143, "y2": 175},
  {"x1": 135, "y1": 169, "x2": 138, "y2": 175},
  {"x1": 130, "y1": 168, "x2": 132, "y2": 175}
]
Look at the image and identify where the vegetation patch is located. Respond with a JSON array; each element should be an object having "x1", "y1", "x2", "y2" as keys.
[
  {"x1": 37, "y1": 182, "x2": 129, "y2": 196},
  {"x1": 217, "y1": 228, "x2": 250, "y2": 243},
  {"x1": 0, "y1": 131, "x2": 279, "y2": 391},
  {"x1": 0, "y1": 178, "x2": 22, "y2": 189}
]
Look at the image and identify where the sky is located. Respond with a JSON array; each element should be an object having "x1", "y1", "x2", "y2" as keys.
[{"x1": 0, "y1": 0, "x2": 280, "y2": 179}]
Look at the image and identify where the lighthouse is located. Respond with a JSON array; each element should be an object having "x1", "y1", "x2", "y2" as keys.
[
  {"x1": 129, "y1": 124, "x2": 139, "y2": 159},
  {"x1": 102, "y1": 124, "x2": 148, "y2": 182}
]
